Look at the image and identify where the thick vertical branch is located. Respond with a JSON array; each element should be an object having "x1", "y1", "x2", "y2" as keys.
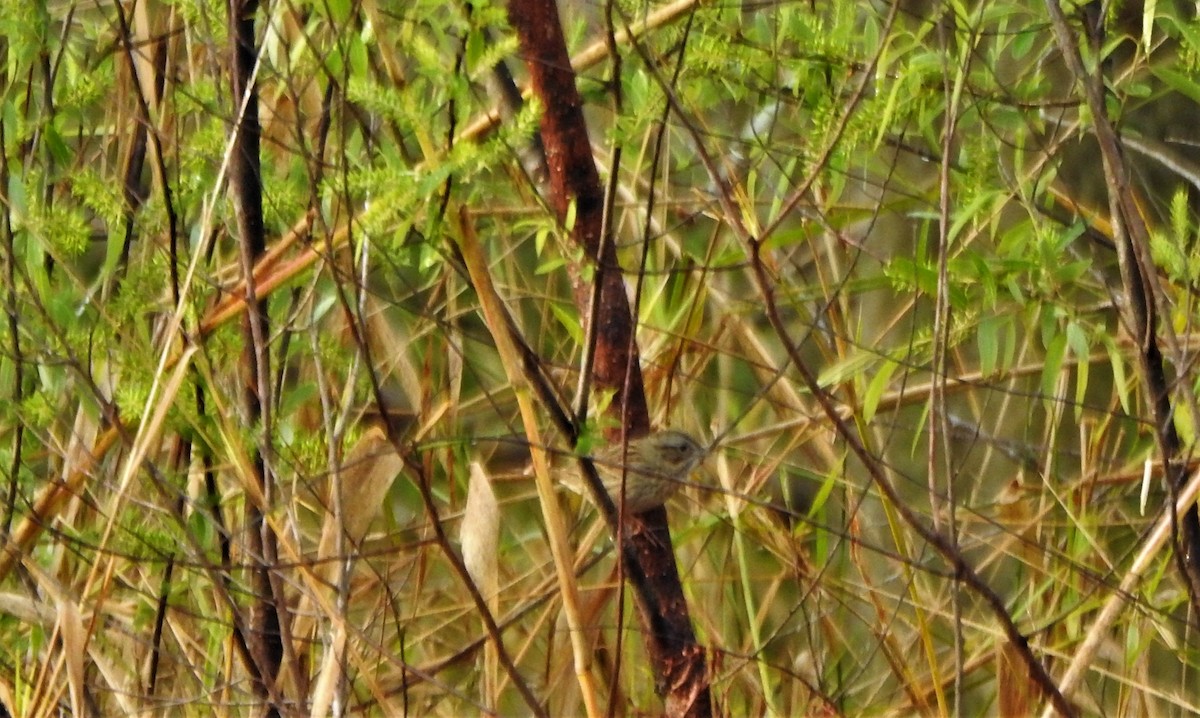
[
  {"x1": 505, "y1": 2, "x2": 712, "y2": 715},
  {"x1": 228, "y1": 0, "x2": 284, "y2": 712},
  {"x1": 506, "y1": 3, "x2": 648, "y2": 429}
]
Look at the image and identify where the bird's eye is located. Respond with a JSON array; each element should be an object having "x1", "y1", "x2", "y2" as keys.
[{"x1": 665, "y1": 443, "x2": 691, "y2": 461}]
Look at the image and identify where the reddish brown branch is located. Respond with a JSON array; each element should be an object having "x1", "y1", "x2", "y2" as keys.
[{"x1": 505, "y1": 1, "x2": 712, "y2": 715}]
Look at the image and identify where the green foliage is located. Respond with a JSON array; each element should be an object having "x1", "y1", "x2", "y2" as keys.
[{"x1": 4, "y1": 0, "x2": 1200, "y2": 715}]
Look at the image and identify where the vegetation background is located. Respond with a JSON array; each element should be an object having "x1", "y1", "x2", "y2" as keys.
[{"x1": 2, "y1": 0, "x2": 1200, "y2": 715}]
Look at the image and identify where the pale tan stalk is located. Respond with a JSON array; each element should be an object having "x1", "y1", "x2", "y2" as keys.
[{"x1": 456, "y1": 220, "x2": 601, "y2": 717}]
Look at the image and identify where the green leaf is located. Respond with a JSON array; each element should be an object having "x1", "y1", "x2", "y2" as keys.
[
  {"x1": 818, "y1": 350, "x2": 878, "y2": 388},
  {"x1": 1066, "y1": 321, "x2": 1089, "y2": 420},
  {"x1": 327, "y1": 0, "x2": 351, "y2": 23},
  {"x1": 1150, "y1": 232, "x2": 1187, "y2": 281},
  {"x1": 43, "y1": 122, "x2": 71, "y2": 165},
  {"x1": 1010, "y1": 26, "x2": 1037, "y2": 60},
  {"x1": 1042, "y1": 331, "x2": 1067, "y2": 412},
  {"x1": 536, "y1": 256, "x2": 566, "y2": 275},
  {"x1": 1124, "y1": 81, "x2": 1152, "y2": 98},
  {"x1": 6, "y1": 169, "x2": 26, "y2": 224},
  {"x1": 1177, "y1": 402, "x2": 1196, "y2": 448},
  {"x1": 1142, "y1": 0, "x2": 1158, "y2": 51},
  {"x1": 978, "y1": 314, "x2": 1000, "y2": 377},
  {"x1": 1151, "y1": 66, "x2": 1200, "y2": 105},
  {"x1": 349, "y1": 35, "x2": 368, "y2": 77},
  {"x1": 564, "y1": 198, "x2": 577, "y2": 233},
  {"x1": 1053, "y1": 259, "x2": 1092, "y2": 284},
  {"x1": 806, "y1": 468, "x2": 838, "y2": 520},
  {"x1": 549, "y1": 301, "x2": 583, "y2": 346},
  {"x1": 1002, "y1": 312, "x2": 1017, "y2": 372},
  {"x1": 863, "y1": 358, "x2": 896, "y2": 423},
  {"x1": 465, "y1": 29, "x2": 485, "y2": 71},
  {"x1": 1170, "y1": 186, "x2": 1191, "y2": 245}
]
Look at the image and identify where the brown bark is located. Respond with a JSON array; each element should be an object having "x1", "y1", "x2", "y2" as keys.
[
  {"x1": 228, "y1": 1, "x2": 285, "y2": 714},
  {"x1": 505, "y1": 2, "x2": 712, "y2": 715}
]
